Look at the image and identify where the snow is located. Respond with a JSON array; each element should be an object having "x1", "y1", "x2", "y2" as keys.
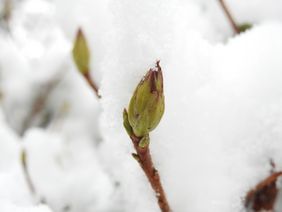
[
  {"x1": 1, "y1": 0, "x2": 282, "y2": 211},
  {"x1": 0, "y1": 200, "x2": 52, "y2": 212}
]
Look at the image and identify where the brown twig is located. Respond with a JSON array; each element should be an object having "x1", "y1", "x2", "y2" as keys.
[
  {"x1": 19, "y1": 76, "x2": 61, "y2": 204},
  {"x1": 245, "y1": 170, "x2": 282, "y2": 211},
  {"x1": 130, "y1": 134, "x2": 171, "y2": 212},
  {"x1": 83, "y1": 71, "x2": 101, "y2": 98},
  {"x1": 218, "y1": 0, "x2": 240, "y2": 34},
  {"x1": 20, "y1": 75, "x2": 62, "y2": 136}
]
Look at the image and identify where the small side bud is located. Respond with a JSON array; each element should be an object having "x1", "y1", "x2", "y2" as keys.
[
  {"x1": 72, "y1": 28, "x2": 90, "y2": 74},
  {"x1": 131, "y1": 153, "x2": 140, "y2": 162},
  {"x1": 123, "y1": 109, "x2": 133, "y2": 136},
  {"x1": 127, "y1": 61, "x2": 165, "y2": 137},
  {"x1": 238, "y1": 23, "x2": 252, "y2": 33},
  {"x1": 138, "y1": 134, "x2": 150, "y2": 148}
]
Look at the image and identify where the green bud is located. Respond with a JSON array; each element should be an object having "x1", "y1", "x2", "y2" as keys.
[
  {"x1": 127, "y1": 61, "x2": 165, "y2": 137},
  {"x1": 72, "y1": 28, "x2": 90, "y2": 74}
]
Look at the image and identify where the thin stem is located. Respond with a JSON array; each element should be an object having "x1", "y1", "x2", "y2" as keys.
[
  {"x1": 83, "y1": 71, "x2": 101, "y2": 99},
  {"x1": 218, "y1": 0, "x2": 240, "y2": 34},
  {"x1": 21, "y1": 149, "x2": 47, "y2": 204},
  {"x1": 20, "y1": 75, "x2": 62, "y2": 136},
  {"x1": 130, "y1": 135, "x2": 171, "y2": 212},
  {"x1": 20, "y1": 148, "x2": 36, "y2": 196}
]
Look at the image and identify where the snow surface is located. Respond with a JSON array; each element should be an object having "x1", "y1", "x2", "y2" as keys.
[
  {"x1": 1, "y1": 0, "x2": 282, "y2": 211},
  {"x1": 0, "y1": 200, "x2": 52, "y2": 212}
]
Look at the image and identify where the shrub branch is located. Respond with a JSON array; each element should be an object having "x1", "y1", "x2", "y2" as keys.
[
  {"x1": 130, "y1": 134, "x2": 171, "y2": 212},
  {"x1": 218, "y1": 0, "x2": 240, "y2": 34},
  {"x1": 83, "y1": 71, "x2": 101, "y2": 98}
]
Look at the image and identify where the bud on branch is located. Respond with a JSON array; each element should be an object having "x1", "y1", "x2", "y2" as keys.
[
  {"x1": 72, "y1": 28, "x2": 90, "y2": 74},
  {"x1": 72, "y1": 28, "x2": 100, "y2": 98},
  {"x1": 123, "y1": 61, "x2": 171, "y2": 212},
  {"x1": 127, "y1": 61, "x2": 165, "y2": 137}
]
